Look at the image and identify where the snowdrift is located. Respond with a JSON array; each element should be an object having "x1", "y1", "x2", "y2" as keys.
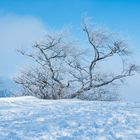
[{"x1": 0, "y1": 96, "x2": 140, "y2": 140}]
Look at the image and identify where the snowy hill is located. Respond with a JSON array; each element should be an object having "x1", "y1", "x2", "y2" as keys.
[{"x1": 0, "y1": 96, "x2": 140, "y2": 140}]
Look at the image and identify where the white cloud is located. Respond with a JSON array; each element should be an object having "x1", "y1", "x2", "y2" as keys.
[
  {"x1": 120, "y1": 53, "x2": 140, "y2": 101},
  {"x1": 0, "y1": 14, "x2": 47, "y2": 77}
]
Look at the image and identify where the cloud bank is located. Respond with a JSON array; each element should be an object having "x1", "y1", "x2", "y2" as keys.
[{"x1": 0, "y1": 14, "x2": 47, "y2": 77}]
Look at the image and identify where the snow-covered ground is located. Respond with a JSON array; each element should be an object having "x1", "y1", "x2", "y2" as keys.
[{"x1": 0, "y1": 96, "x2": 140, "y2": 140}]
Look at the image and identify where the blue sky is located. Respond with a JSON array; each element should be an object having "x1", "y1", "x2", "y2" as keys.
[
  {"x1": 0, "y1": 0, "x2": 140, "y2": 30},
  {"x1": 0, "y1": 0, "x2": 140, "y2": 100}
]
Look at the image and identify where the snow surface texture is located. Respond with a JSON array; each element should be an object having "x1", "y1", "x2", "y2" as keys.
[{"x1": 0, "y1": 96, "x2": 140, "y2": 140}]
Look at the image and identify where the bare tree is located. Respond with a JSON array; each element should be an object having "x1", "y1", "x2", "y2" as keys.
[{"x1": 14, "y1": 20, "x2": 140, "y2": 100}]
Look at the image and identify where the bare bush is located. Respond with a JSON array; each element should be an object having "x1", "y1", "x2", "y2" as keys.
[{"x1": 14, "y1": 20, "x2": 140, "y2": 100}]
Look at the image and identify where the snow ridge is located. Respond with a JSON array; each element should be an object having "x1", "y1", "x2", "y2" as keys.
[{"x1": 0, "y1": 96, "x2": 140, "y2": 140}]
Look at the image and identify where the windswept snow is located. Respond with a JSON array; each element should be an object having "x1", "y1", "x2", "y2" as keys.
[{"x1": 0, "y1": 96, "x2": 140, "y2": 140}]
